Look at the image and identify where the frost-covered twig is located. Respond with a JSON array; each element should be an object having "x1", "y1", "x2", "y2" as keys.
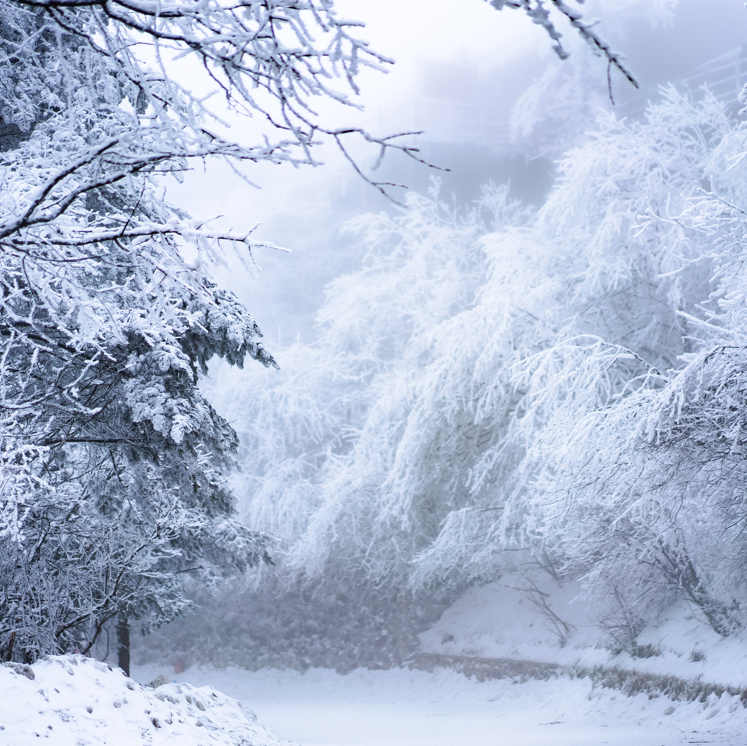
[{"x1": 486, "y1": 0, "x2": 638, "y2": 89}]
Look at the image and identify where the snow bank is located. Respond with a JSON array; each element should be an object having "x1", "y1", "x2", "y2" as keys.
[
  {"x1": 419, "y1": 577, "x2": 747, "y2": 689},
  {"x1": 0, "y1": 655, "x2": 289, "y2": 746},
  {"x1": 419, "y1": 579, "x2": 606, "y2": 665}
]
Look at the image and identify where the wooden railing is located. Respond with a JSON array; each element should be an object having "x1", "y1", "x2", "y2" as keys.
[
  {"x1": 621, "y1": 44, "x2": 747, "y2": 120},
  {"x1": 410, "y1": 45, "x2": 747, "y2": 151}
]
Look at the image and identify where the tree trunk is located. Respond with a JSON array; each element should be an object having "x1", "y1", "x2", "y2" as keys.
[
  {"x1": 3, "y1": 631, "x2": 15, "y2": 663},
  {"x1": 116, "y1": 616, "x2": 130, "y2": 677}
]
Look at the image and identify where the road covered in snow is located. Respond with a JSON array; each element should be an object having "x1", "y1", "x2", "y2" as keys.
[{"x1": 133, "y1": 663, "x2": 747, "y2": 746}]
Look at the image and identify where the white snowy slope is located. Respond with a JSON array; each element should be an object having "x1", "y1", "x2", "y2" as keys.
[
  {"x1": 0, "y1": 654, "x2": 290, "y2": 746},
  {"x1": 420, "y1": 577, "x2": 747, "y2": 688}
]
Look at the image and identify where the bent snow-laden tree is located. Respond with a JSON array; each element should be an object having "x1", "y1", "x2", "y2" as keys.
[
  {"x1": 0, "y1": 0, "x2": 424, "y2": 665},
  {"x1": 213, "y1": 88, "x2": 747, "y2": 647}
]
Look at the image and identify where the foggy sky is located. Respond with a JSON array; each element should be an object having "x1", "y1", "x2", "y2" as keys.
[{"x1": 167, "y1": 0, "x2": 747, "y2": 347}]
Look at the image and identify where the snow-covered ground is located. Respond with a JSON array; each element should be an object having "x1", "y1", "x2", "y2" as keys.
[
  {"x1": 131, "y1": 662, "x2": 747, "y2": 746},
  {"x1": 130, "y1": 578, "x2": 747, "y2": 746},
  {"x1": 8, "y1": 578, "x2": 747, "y2": 745},
  {"x1": 0, "y1": 655, "x2": 285, "y2": 745}
]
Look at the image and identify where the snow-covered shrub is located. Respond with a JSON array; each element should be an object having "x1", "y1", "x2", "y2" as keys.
[{"x1": 133, "y1": 578, "x2": 450, "y2": 673}]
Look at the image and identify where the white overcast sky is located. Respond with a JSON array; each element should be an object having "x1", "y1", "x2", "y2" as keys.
[
  {"x1": 169, "y1": 0, "x2": 747, "y2": 220},
  {"x1": 167, "y1": 0, "x2": 747, "y2": 318},
  {"x1": 166, "y1": 1, "x2": 546, "y2": 227}
]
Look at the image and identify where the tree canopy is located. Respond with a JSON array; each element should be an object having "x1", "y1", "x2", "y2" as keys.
[
  {"x1": 0, "y1": 0, "x2": 672, "y2": 666},
  {"x1": 0, "y1": 0, "x2": 420, "y2": 663},
  {"x1": 215, "y1": 86, "x2": 747, "y2": 646}
]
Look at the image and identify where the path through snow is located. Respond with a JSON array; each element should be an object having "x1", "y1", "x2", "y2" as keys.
[{"x1": 133, "y1": 663, "x2": 747, "y2": 745}]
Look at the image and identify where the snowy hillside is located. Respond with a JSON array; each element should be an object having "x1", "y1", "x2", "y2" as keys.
[
  {"x1": 0, "y1": 655, "x2": 289, "y2": 746},
  {"x1": 420, "y1": 576, "x2": 747, "y2": 688}
]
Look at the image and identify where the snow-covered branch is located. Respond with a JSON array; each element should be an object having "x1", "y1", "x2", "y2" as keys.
[{"x1": 486, "y1": 0, "x2": 638, "y2": 88}]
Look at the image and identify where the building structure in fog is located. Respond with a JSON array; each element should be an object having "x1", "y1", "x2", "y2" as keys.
[
  {"x1": 335, "y1": 55, "x2": 553, "y2": 211},
  {"x1": 680, "y1": 44, "x2": 747, "y2": 110},
  {"x1": 621, "y1": 44, "x2": 747, "y2": 119},
  {"x1": 395, "y1": 45, "x2": 747, "y2": 207},
  {"x1": 395, "y1": 58, "x2": 556, "y2": 206}
]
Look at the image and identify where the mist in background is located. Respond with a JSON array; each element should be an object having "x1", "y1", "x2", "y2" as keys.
[
  {"x1": 164, "y1": 0, "x2": 747, "y2": 352},
  {"x1": 126, "y1": 0, "x2": 747, "y2": 676}
]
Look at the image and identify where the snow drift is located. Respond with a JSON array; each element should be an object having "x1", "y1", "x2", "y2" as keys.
[{"x1": 0, "y1": 654, "x2": 288, "y2": 746}]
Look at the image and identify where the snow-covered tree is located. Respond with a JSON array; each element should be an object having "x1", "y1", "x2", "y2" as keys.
[
  {"x1": 212, "y1": 184, "x2": 532, "y2": 591},
  {"x1": 411, "y1": 90, "x2": 747, "y2": 639},
  {"x1": 0, "y1": 0, "x2": 708, "y2": 666},
  {"x1": 215, "y1": 86, "x2": 747, "y2": 647},
  {"x1": 487, "y1": 0, "x2": 639, "y2": 88},
  {"x1": 406, "y1": 90, "x2": 747, "y2": 638},
  {"x1": 0, "y1": 0, "x2": 421, "y2": 665}
]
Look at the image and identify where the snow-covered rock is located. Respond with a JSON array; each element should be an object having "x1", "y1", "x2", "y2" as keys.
[{"x1": 0, "y1": 654, "x2": 290, "y2": 746}]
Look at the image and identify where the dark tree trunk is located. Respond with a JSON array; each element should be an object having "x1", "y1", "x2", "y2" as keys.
[
  {"x1": 3, "y1": 631, "x2": 15, "y2": 663},
  {"x1": 116, "y1": 616, "x2": 130, "y2": 677}
]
